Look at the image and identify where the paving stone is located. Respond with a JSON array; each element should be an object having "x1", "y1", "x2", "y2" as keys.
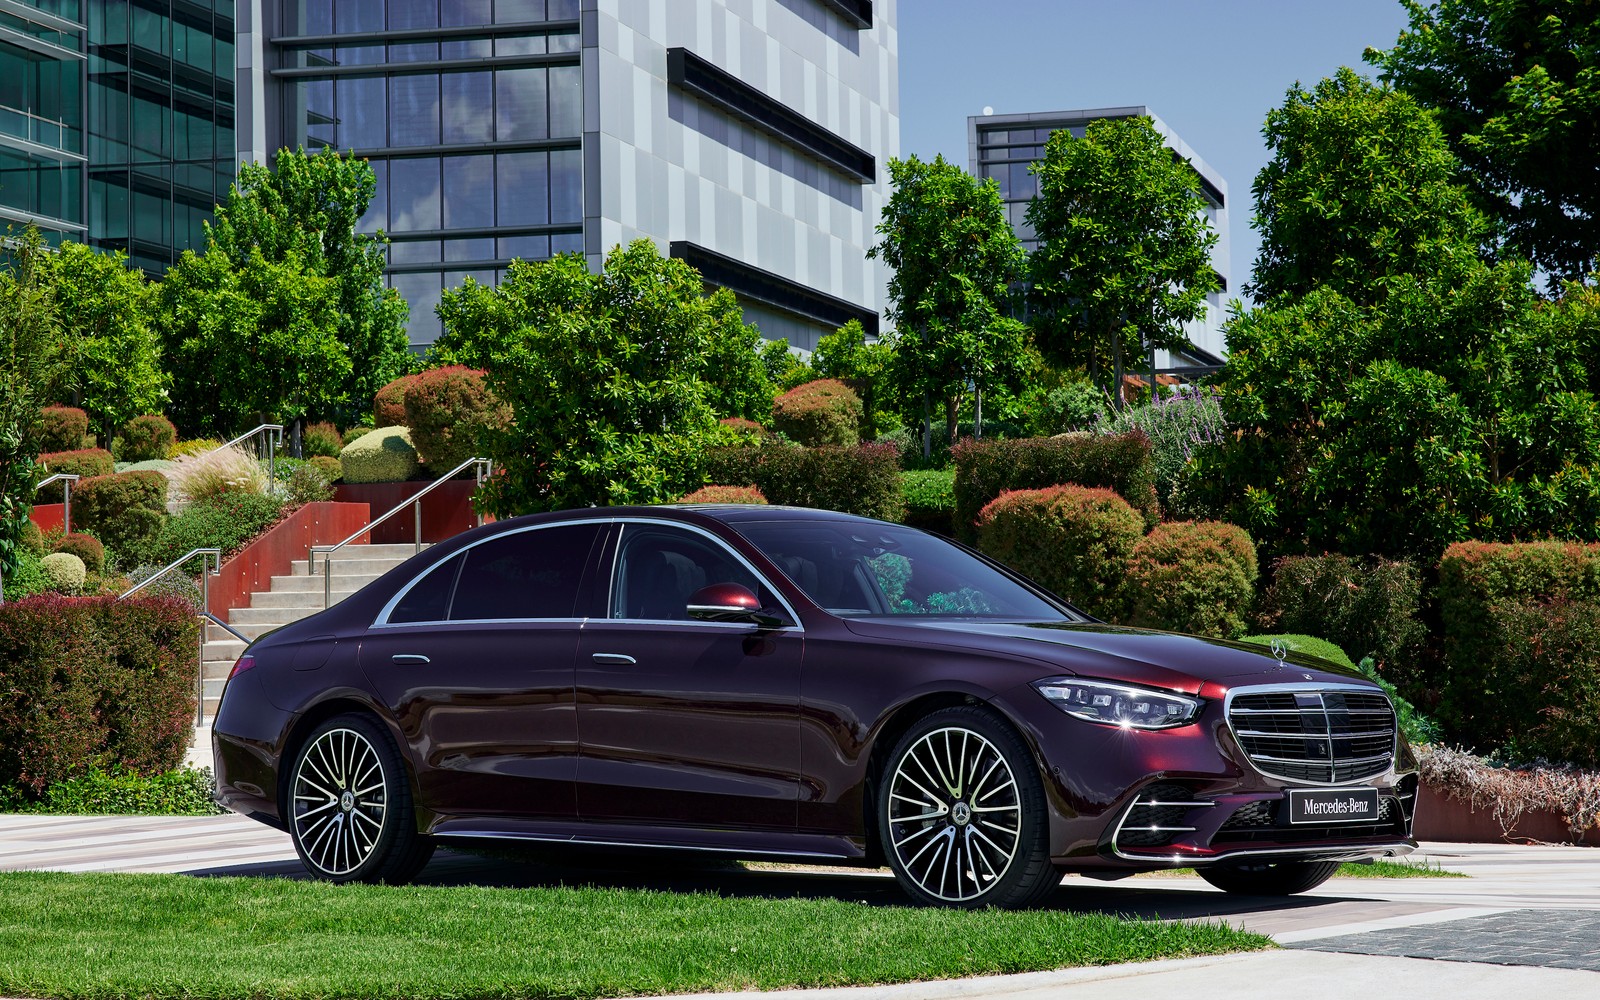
[{"x1": 1294, "y1": 909, "x2": 1600, "y2": 971}]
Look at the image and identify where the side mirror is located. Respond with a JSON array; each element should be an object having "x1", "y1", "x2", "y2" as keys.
[{"x1": 687, "y1": 583, "x2": 787, "y2": 628}]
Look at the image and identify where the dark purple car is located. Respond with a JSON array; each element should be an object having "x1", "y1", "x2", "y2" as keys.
[{"x1": 213, "y1": 505, "x2": 1417, "y2": 908}]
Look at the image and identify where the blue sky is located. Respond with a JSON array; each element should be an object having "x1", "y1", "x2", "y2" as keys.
[{"x1": 896, "y1": 0, "x2": 1413, "y2": 302}]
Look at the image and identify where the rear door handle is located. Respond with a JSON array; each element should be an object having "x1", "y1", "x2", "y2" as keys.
[
  {"x1": 591, "y1": 653, "x2": 636, "y2": 665},
  {"x1": 391, "y1": 654, "x2": 431, "y2": 664}
]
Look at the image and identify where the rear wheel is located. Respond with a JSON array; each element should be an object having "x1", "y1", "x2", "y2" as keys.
[
  {"x1": 1197, "y1": 859, "x2": 1340, "y2": 896},
  {"x1": 877, "y1": 706, "x2": 1058, "y2": 909},
  {"x1": 288, "y1": 713, "x2": 434, "y2": 884}
]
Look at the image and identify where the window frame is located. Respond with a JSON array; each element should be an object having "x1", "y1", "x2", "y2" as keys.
[{"x1": 601, "y1": 518, "x2": 804, "y2": 631}]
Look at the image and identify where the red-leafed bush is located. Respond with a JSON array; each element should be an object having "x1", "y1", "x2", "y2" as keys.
[
  {"x1": 718, "y1": 417, "x2": 769, "y2": 439},
  {"x1": 977, "y1": 485, "x2": 1144, "y2": 618},
  {"x1": 679, "y1": 485, "x2": 768, "y2": 504},
  {"x1": 116, "y1": 414, "x2": 177, "y2": 462},
  {"x1": 703, "y1": 443, "x2": 903, "y2": 521},
  {"x1": 770, "y1": 379, "x2": 863, "y2": 447},
  {"x1": 36, "y1": 449, "x2": 116, "y2": 502},
  {"x1": 52, "y1": 533, "x2": 106, "y2": 574},
  {"x1": 72, "y1": 471, "x2": 169, "y2": 566},
  {"x1": 0, "y1": 594, "x2": 198, "y2": 795},
  {"x1": 952, "y1": 432, "x2": 1159, "y2": 543},
  {"x1": 34, "y1": 406, "x2": 90, "y2": 453},
  {"x1": 303, "y1": 421, "x2": 342, "y2": 458},
  {"x1": 402, "y1": 366, "x2": 511, "y2": 475},
  {"x1": 373, "y1": 372, "x2": 424, "y2": 428},
  {"x1": 1120, "y1": 521, "x2": 1258, "y2": 638}
]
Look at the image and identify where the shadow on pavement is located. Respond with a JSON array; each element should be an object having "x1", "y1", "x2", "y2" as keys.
[{"x1": 183, "y1": 847, "x2": 1368, "y2": 922}]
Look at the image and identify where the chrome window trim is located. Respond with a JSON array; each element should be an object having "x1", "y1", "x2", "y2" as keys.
[
  {"x1": 604, "y1": 517, "x2": 804, "y2": 633},
  {"x1": 1222, "y1": 682, "x2": 1399, "y2": 788},
  {"x1": 372, "y1": 520, "x2": 604, "y2": 628}
]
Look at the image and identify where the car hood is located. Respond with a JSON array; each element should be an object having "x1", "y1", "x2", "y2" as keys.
[{"x1": 839, "y1": 619, "x2": 1368, "y2": 696}]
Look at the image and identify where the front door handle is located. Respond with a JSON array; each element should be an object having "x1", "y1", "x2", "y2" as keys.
[
  {"x1": 591, "y1": 652, "x2": 637, "y2": 665},
  {"x1": 391, "y1": 654, "x2": 431, "y2": 664}
]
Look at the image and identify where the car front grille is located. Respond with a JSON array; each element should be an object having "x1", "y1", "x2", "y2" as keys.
[{"x1": 1227, "y1": 689, "x2": 1397, "y2": 784}]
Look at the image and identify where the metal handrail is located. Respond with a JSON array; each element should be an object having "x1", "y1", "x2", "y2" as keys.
[
  {"x1": 206, "y1": 424, "x2": 284, "y2": 486},
  {"x1": 309, "y1": 456, "x2": 493, "y2": 608},
  {"x1": 119, "y1": 547, "x2": 249, "y2": 727},
  {"x1": 32, "y1": 473, "x2": 80, "y2": 535}
]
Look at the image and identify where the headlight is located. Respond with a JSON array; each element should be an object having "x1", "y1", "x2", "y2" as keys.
[{"x1": 1034, "y1": 678, "x2": 1201, "y2": 730}]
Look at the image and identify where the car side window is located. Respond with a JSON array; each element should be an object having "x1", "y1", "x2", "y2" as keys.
[
  {"x1": 447, "y1": 524, "x2": 602, "y2": 621},
  {"x1": 388, "y1": 553, "x2": 465, "y2": 624},
  {"x1": 611, "y1": 526, "x2": 765, "y2": 621}
]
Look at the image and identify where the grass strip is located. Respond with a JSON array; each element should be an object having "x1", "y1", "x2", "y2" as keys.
[
  {"x1": 1139, "y1": 858, "x2": 1465, "y2": 880},
  {"x1": 0, "y1": 871, "x2": 1269, "y2": 1000}
]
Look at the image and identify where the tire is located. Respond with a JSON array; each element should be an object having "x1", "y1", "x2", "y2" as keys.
[
  {"x1": 1197, "y1": 859, "x2": 1340, "y2": 896},
  {"x1": 877, "y1": 706, "x2": 1058, "y2": 909},
  {"x1": 287, "y1": 713, "x2": 434, "y2": 884}
]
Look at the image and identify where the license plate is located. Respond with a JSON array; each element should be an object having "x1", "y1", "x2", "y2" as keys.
[{"x1": 1287, "y1": 788, "x2": 1381, "y2": 825}]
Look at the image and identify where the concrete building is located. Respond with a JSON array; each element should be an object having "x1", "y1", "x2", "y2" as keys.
[
  {"x1": 968, "y1": 106, "x2": 1229, "y2": 368},
  {"x1": 237, "y1": 0, "x2": 899, "y2": 349}
]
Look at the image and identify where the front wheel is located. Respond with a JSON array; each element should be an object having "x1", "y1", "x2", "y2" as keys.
[
  {"x1": 1197, "y1": 859, "x2": 1340, "y2": 896},
  {"x1": 287, "y1": 713, "x2": 434, "y2": 884},
  {"x1": 877, "y1": 706, "x2": 1059, "y2": 908}
]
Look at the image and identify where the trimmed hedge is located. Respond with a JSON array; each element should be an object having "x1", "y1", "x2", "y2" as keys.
[
  {"x1": 977, "y1": 486, "x2": 1144, "y2": 617},
  {"x1": 39, "y1": 553, "x2": 86, "y2": 593},
  {"x1": 679, "y1": 485, "x2": 768, "y2": 504},
  {"x1": 373, "y1": 372, "x2": 423, "y2": 428},
  {"x1": 770, "y1": 379, "x2": 863, "y2": 447},
  {"x1": 36, "y1": 449, "x2": 115, "y2": 502},
  {"x1": 115, "y1": 415, "x2": 177, "y2": 462},
  {"x1": 1437, "y1": 541, "x2": 1600, "y2": 765},
  {"x1": 1257, "y1": 554, "x2": 1426, "y2": 681},
  {"x1": 1121, "y1": 521, "x2": 1258, "y2": 638},
  {"x1": 309, "y1": 455, "x2": 342, "y2": 483},
  {"x1": 951, "y1": 432, "x2": 1158, "y2": 542},
  {"x1": 35, "y1": 406, "x2": 89, "y2": 453},
  {"x1": 901, "y1": 469, "x2": 956, "y2": 535},
  {"x1": 0, "y1": 594, "x2": 199, "y2": 795},
  {"x1": 52, "y1": 533, "x2": 105, "y2": 574},
  {"x1": 403, "y1": 366, "x2": 509, "y2": 475},
  {"x1": 20, "y1": 521, "x2": 45, "y2": 557},
  {"x1": 339, "y1": 426, "x2": 422, "y2": 484},
  {"x1": 72, "y1": 471, "x2": 168, "y2": 566},
  {"x1": 703, "y1": 443, "x2": 904, "y2": 521}
]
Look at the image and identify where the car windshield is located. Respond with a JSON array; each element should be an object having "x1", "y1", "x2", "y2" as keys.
[{"x1": 732, "y1": 520, "x2": 1080, "y2": 620}]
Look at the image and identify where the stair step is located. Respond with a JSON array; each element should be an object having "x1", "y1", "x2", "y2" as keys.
[
  {"x1": 269, "y1": 573, "x2": 388, "y2": 593},
  {"x1": 310, "y1": 543, "x2": 428, "y2": 560},
  {"x1": 203, "y1": 639, "x2": 247, "y2": 662},
  {"x1": 291, "y1": 557, "x2": 412, "y2": 577}
]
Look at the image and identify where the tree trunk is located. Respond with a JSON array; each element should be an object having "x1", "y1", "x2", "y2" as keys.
[
  {"x1": 921, "y1": 391, "x2": 932, "y2": 461},
  {"x1": 290, "y1": 417, "x2": 304, "y2": 460},
  {"x1": 944, "y1": 396, "x2": 958, "y2": 448},
  {"x1": 975, "y1": 385, "x2": 983, "y2": 440},
  {"x1": 1111, "y1": 328, "x2": 1124, "y2": 410}
]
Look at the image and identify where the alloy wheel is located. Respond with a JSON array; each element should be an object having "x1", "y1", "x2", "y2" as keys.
[
  {"x1": 885, "y1": 725, "x2": 1024, "y2": 902},
  {"x1": 291, "y1": 727, "x2": 389, "y2": 876}
]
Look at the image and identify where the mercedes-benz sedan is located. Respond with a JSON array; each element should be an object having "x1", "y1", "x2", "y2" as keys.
[{"x1": 213, "y1": 505, "x2": 1417, "y2": 908}]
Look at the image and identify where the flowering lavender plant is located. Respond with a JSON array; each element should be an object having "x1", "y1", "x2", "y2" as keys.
[{"x1": 1101, "y1": 384, "x2": 1228, "y2": 516}]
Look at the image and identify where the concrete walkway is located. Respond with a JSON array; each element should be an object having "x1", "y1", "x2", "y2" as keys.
[{"x1": 1, "y1": 812, "x2": 1595, "y2": 998}]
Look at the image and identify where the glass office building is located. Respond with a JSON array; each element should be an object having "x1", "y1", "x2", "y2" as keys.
[{"x1": 0, "y1": 0, "x2": 86, "y2": 244}]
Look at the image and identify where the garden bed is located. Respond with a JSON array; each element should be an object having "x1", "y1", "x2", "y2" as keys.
[{"x1": 1416, "y1": 782, "x2": 1600, "y2": 846}]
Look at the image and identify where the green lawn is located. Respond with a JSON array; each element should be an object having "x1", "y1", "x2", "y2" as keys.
[
  {"x1": 0, "y1": 871, "x2": 1268, "y2": 1000},
  {"x1": 1335, "y1": 858, "x2": 1467, "y2": 878}
]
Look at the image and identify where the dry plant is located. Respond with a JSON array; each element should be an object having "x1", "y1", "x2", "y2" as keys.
[
  {"x1": 164, "y1": 444, "x2": 269, "y2": 505},
  {"x1": 1418, "y1": 744, "x2": 1600, "y2": 839}
]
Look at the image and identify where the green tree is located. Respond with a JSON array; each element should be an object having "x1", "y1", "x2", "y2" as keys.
[
  {"x1": 0, "y1": 230, "x2": 72, "y2": 598},
  {"x1": 39, "y1": 243, "x2": 165, "y2": 443},
  {"x1": 1249, "y1": 68, "x2": 1489, "y2": 305},
  {"x1": 813, "y1": 319, "x2": 893, "y2": 434},
  {"x1": 1027, "y1": 116, "x2": 1220, "y2": 401},
  {"x1": 870, "y1": 155, "x2": 1028, "y2": 455},
  {"x1": 438, "y1": 241, "x2": 753, "y2": 513},
  {"x1": 1367, "y1": 0, "x2": 1600, "y2": 283},
  {"x1": 162, "y1": 148, "x2": 409, "y2": 435}
]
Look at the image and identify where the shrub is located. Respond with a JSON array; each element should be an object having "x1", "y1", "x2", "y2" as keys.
[
  {"x1": 310, "y1": 455, "x2": 342, "y2": 483},
  {"x1": 279, "y1": 461, "x2": 336, "y2": 506},
  {"x1": 0, "y1": 594, "x2": 198, "y2": 794},
  {"x1": 120, "y1": 459, "x2": 174, "y2": 475},
  {"x1": 169, "y1": 438, "x2": 221, "y2": 458},
  {"x1": 1256, "y1": 554, "x2": 1426, "y2": 685},
  {"x1": 36, "y1": 448, "x2": 116, "y2": 502},
  {"x1": 977, "y1": 486, "x2": 1144, "y2": 618},
  {"x1": 373, "y1": 372, "x2": 423, "y2": 428},
  {"x1": 0, "y1": 766, "x2": 223, "y2": 816},
  {"x1": 719, "y1": 417, "x2": 769, "y2": 440},
  {"x1": 20, "y1": 520, "x2": 45, "y2": 557},
  {"x1": 72, "y1": 471, "x2": 168, "y2": 566},
  {"x1": 34, "y1": 406, "x2": 90, "y2": 453},
  {"x1": 678, "y1": 485, "x2": 768, "y2": 504},
  {"x1": 1100, "y1": 387, "x2": 1229, "y2": 518},
  {"x1": 166, "y1": 444, "x2": 269, "y2": 504},
  {"x1": 1022, "y1": 381, "x2": 1110, "y2": 436},
  {"x1": 703, "y1": 443, "x2": 904, "y2": 521},
  {"x1": 1240, "y1": 633, "x2": 1355, "y2": 670},
  {"x1": 38, "y1": 552, "x2": 86, "y2": 593},
  {"x1": 339, "y1": 426, "x2": 422, "y2": 483},
  {"x1": 951, "y1": 432, "x2": 1158, "y2": 542},
  {"x1": 154, "y1": 493, "x2": 285, "y2": 569},
  {"x1": 0, "y1": 551, "x2": 45, "y2": 602},
  {"x1": 115, "y1": 414, "x2": 177, "y2": 462},
  {"x1": 1120, "y1": 521, "x2": 1258, "y2": 638},
  {"x1": 303, "y1": 421, "x2": 343, "y2": 458},
  {"x1": 403, "y1": 366, "x2": 510, "y2": 475},
  {"x1": 1418, "y1": 744, "x2": 1600, "y2": 840},
  {"x1": 342, "y1": 426, "x2": 373, "y2": 446},
  {"x1": 770, "y1": 379, "x2": 863, "y2": 447},
  {"x1": 52, "y1": 533, "x2": 105, "y2": 574},
  {"x1": 901, "y1": 469, "x2": 956, "y2": 535}
]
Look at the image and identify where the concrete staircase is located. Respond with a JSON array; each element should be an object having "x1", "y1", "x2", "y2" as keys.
[{"x1": 200, "y1": 543, "x2": 425, "y2": 718}]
